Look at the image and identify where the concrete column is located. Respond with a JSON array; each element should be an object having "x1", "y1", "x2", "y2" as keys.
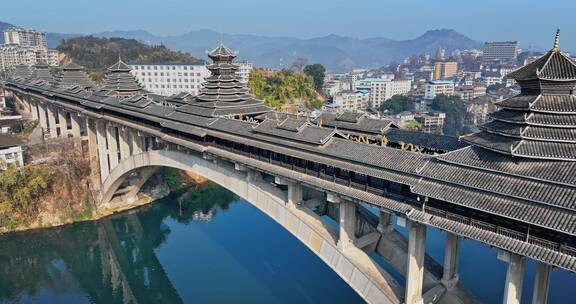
[
  {"x1": 247, "y1": 169, "x2": 262, "y2": 182},
  {"x1": 287, "y1": 182, "x2": 302, "y2": 207},
  {"x1": 96, "y1": 121, "x2": 110, "y2": 182},
  {"x1": 38, "y1": 103, "x2": 48, "y2": 131},
  {"x1": 441, "y1": 232, "x2": 460, "y2": 289},
  {"x1": 405, "y1": 220, "x2": 427, "y2": 304},
  {"x1": 107, "y1": 124, "x2": 119, "y2": 169},
  {"x1": 377, "y1": 210, "x2": 394, "y2": 233},
  {"x1": 47, "y1": 105, "x2": 58, "y2": 138},
  {"x1": 500, "y1": 251, "x2": 526, "y2": 304},
  {"x1": 532, "y1": 262, "x2": 552, "y2": 304},
  {"x1": 338, "y1": 200, "x2": 356, "y2": 250},
  {"x1": 71, "y1": 112, "x2": 81, "y2": 138},
  {"x1": 57, "y1": 108, "x2": 67, "y2": 138},
  {"x1": 31, "y1": 101, "x2": 39, "y2": 120},
  {"x1": 131, "y1": 131, "x2": 143, "y2": 154},
  {"x1": 119, "y1": 128, "x2": 130, "y2": 160},
  {"x1": 87, "y1": 118, "x2": 101, "y2": 190}
]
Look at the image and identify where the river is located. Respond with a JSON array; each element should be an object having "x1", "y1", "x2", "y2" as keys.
[{"x1": 0, "y1": 184, "x2": 574, "y2": 303}]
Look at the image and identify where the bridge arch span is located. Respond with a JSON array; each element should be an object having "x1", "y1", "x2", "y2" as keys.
[{"x1": 99, "y1": 149, "x2": 402, "y2": 304}]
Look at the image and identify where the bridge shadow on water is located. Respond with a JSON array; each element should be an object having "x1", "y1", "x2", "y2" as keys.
[{"x1": 0, "y1": 183, "x2": 364, "y2": 304}]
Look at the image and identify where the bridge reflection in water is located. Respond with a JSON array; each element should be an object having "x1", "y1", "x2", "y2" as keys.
[{"x1": 0, "y1": 184, "x2": 365, "y2": 304}]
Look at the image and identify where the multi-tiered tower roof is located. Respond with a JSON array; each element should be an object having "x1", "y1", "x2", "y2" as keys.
[
  {"x1": 99, "y1": 58, "x2": 145, "y2": 97},
  {"x1": 56, "y1": 61, "x2": 95, "y2": 89},
  {"x1": 173, "y1": 41, "x2": 270, "y2": 118},
  {"x1": 462, "y1": 29, "x2": 576, "y2": 161},
  {"x1": 27, "y1": 64, "x2": 55, "y2": 84}
]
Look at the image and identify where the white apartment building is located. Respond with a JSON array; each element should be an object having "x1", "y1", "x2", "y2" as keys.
[
  {"x1": 0, "y1": 134, "x2": 24, "y2": 170},
  {"x1": 4, "y1": 28, "x2": 47, "y2": 47},
  {"x1": 424, "y1": 80, "x2": 455, "y2": 99},
  {"x1": 129, "y1": 62, "x2": 252, "y2": 96},
  {"x1": 0, "y1": 28, "x2": 58, "y2": 71},
  {"x1": 356, "y1": 78, "x2": 412, "y2": 109},
  {"x1": 327, "y1": 90, "x2": 370, "y2": 112}
]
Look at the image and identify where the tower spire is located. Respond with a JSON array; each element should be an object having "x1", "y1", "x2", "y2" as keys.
[{"x1": 553, "y1": 27, "x2": 560, "y2": 51}]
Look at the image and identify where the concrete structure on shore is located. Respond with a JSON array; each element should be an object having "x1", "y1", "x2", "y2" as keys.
[{"x1": 5, "y1": 36, "x2": 576, "y2": 304}]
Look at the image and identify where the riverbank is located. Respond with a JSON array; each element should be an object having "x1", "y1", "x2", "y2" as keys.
[{"x1": 0, "y1": 163, "x2": 205, "y2": 234}]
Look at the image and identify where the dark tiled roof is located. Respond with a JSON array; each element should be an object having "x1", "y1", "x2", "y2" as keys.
[
  {"x1": 508, "y1": 49, "x2": 576, "y2": 81},
  {"x1": 0, "y1": 134, "x2": 23, "y2": 148}
]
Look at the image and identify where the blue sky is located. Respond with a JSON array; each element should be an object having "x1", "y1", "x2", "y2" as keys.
[{"x1": 2, "y1": 0, "x2": 575, "y2": 51}]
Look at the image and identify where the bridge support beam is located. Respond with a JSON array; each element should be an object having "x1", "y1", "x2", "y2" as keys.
[
  {"x1": 377, "y1": 210, "x2": 394, "y2": 234},
  {"x1": 96, "y1": 121, "x2": 110, "y2": 182},
  {"x1": 405, "y1": 220, "x2": 426, "y2": 304},
  {"x1": 441, "y1": 232, "x2": 460, "y2": 289},
  {"x1": 31, "y1": 100, "x2": 38, "y2": 120},
  {"x1": 107, "y1": 124, "x2": 119, "y2": 168},
  {"x1": 38, "y1": 103, "x2": 48, "y2": 133},
  {"x1": 119, "y1": 128, "x2": 131, "y2": 160},
  {"x1": 57, "y1": 108, "x2": 67, "y2": 138},
  {"x1": 287, "y1": 182, "x2": 302, "y2": 208},
  {"x1": 337, "y1": 200, "x2": 356, "y2": 250},
  {"x1": 131, "y1": 131, "x2": 143, "y2": 154},
  {"x1": 87, "y1": 118, "x2": 101, "y2": 190},
  {"x1": 498, "y1": 250, "x2": 526, "y2": 304},
  {"x1": 47, "y1": 105, "x2": 58, "y2": 138},
  {"x1": 71, "y1": 112, "x2": 82, "y2": 138},
  {"x1": 532, "y1": 262, "x2": 552, "y2": 304}
]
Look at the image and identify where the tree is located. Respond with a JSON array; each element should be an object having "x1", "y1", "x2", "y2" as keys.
[
  {"x1": 304, "y1": 64, "x2": 326, "y2": 92},
  {"x1": 380, "y1": 95, "x2": 414, "y2": 114},
  {"x1": 248, "y1": 69, "x2": 321, "y2": 110},
  {"x1": 431, "y1": 94, "x2": 470, "y2": 136}
]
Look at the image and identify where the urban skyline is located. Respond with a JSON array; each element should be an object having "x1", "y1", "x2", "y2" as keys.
[{"x1": 2, "y1": 0, "x2": 576, "y2": 51}]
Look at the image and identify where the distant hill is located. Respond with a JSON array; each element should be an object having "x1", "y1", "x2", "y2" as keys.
[
  {"x1": 57, "y1": 36, "x2": 204, "y2": 74},
  {"x1": 92, "y1": 28, "x2": 483, "y2": 72}
]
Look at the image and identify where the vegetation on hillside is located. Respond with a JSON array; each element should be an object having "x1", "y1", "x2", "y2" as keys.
[
  {"x1": 431, "y1": 94, "x2": 471, "y2": 136},
  {"x1": 304, "y1": 64, "x2": 326, "y2": 91},
  {"x1": 248, "y1": 69, "x2": 323, "y2": 110},
  {"x1": 380, "y1": 95, "x2": 414, "y2": 114},
  {"x1": 58, "y1": 36, "x2": 203, "y2": 78}
]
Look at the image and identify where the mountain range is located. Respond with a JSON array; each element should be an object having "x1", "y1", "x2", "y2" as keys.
[{"x1": 0, "y1": 20, "x2": 483, "y2": 72}]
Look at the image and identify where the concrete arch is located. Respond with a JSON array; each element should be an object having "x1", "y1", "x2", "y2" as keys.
[{"x1": 99, "y1": 149, "x2": 402, "y2": 304}]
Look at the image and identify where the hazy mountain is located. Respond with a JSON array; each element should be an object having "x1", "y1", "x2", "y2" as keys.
[
  {"x1": 90, "y1": 28, "x2": 482, "y2": 71},
  {"x1": 1, "y1": 20, "x2": 483, "y2": 71}
]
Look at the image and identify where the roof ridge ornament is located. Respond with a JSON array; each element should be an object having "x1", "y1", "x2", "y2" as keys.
[{"x1": 553, "y1": 27, "x2": 560, "y2": 52}]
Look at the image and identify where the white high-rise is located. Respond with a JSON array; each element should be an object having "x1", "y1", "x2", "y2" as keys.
[
  {"x1": 356, "y1": 77, "x2": 412, "y2": 109},
  {"x1": 4, "y1": 28, "x2": 47, "y2": 47},
  {"x1": 0, "y1": 28, "x2": 58, "y2": 71}
]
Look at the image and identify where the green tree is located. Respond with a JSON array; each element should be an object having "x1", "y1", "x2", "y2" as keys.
[
  {"x1": 380, "y1": 95, "x2": 414, "y2": 114},
  {"x1": 248, "y1": 69, "x2": 322, "y2": 110},
  {"x1": 304, "y1": 64, "x2": 326, "y2": 91},
  {"x1": 431, "y1": 94, "x2": 470, "y2": 136}
]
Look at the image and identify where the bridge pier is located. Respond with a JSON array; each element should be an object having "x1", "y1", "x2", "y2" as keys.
[
  {"x1": 38, "y1": 103, "x2": 48, "y2": 134},
  {"x1": 441, "y1": 232, "x2": 460, "y2": 289},
  {"x1": 338, "y1": 200, "x2": 356, "y2": 250},
  {"x1": 107, "y1": 124, "x2": 120, "y2": 168},
  {"x1": 87, "y1": 118, "x2": 101, "y2": 190},
  {"x1": 57, "y1": 108, "x2": 67, "y2": 138},
  {"x1": 96, "y1": 120, "x2": 110, "y2": 182},
  {"x1": 132, "y1": 131, "x2": 144, "y2": 154},
  {"x1": 30, "y1": 100, "x2": 39, "y2": 120},
  {"x1": 119, "y1": 128, "x2": 131, "y2": 160},
  {"x1": 405, "y1": 219, "x2": 426, "y2": 304},
  {"x1": 377, "y1": 210, "x2": 394, "y2": 234},
  {"x1": 532, "y1": 262, "x2": 552, "y2": 304},
  {"x1": 47, "y1": 105, "x2": 58, "y2": 138},
  {"x1": 498, "y1": 250, "x2": 526, "y2": 304},
  {"x1": 71, "y1": 112, "x2": 82, "y2": 139}
]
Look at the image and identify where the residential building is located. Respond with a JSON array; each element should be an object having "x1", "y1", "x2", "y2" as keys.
[
  {"x1": 424, "y1": 80, "x2": 455, "y2": 99},
  {"x1": 482, "y1": 71, "x2": 503, "y2": 86},
  {"x1": 4, "y1": 28, "x2": 46, "y2": 47},
  {"x1": 129, "y1": 61, "x2": 252, "y2": 97},
  {"x1": 414, "y1": 112, "x2": 445, "y2": 134},
  {"x1": 0, "y1": 134, "x2": 24, "y2": 169},
  {"x1": 327, "y1": 90, "x2": 370, "y2": 112},
  {"x1": 466, "y1": 96, "x2": 496, "y2": 127},
  {"x1": 433, "y1": 61, "x2": 458, "y2": 80},
  {"x1": 456, "y1": 85, "x2": 487, "y2": 101},
  {"x1": 482, "y1": 41, "x2": 518, "y2": 63},
  {"x1": 356, "y1": 77, "x2": 412, "y2": 109}
]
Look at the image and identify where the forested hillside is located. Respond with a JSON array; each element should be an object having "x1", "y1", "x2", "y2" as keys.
[{"x1": 57, "y1": 36, "x2": 203, "y2": 76}]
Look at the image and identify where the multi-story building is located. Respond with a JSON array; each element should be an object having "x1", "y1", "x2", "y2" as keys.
[
  {"x1": 326, "y1": 90, "x2": 370, "y2": 112},
  {"x1": 414, "y1": 112, "x2": 446, "y2": 134},
  {"x1": 456, "y1": 85, "x2": 487, "y2": 101},
  {"x1": 129, "y1": 62, "x2": 252, "y2": 97},
  {"x1": 482, "y1": 71, "x2": 503, "y2": 86},
  {"x1": 4, "y1": 28, "x2": 46, "y2": 47},
  {"x1": 0, "y1": 134, "x2": 24, "y2": 170},
  {"x1": 483, "y1": 41, "x2": 518, "y2": 63},
  {"x1": 356, "y1": 77, "x2": 412, "y2": 109},
  {"x1": 0, "y1": 28, "x2": 58, "y2": 71},
  {"x1": 424, "y1": 80, "x2": 455, "y2": 99},
  {"x1": 433, "y1": 61, "x2": 458, "y2": 80}
]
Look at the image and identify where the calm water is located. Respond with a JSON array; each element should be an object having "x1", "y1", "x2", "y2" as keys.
[{"x1": 0, "y1": 184, "x2": 574, "y2": 304}]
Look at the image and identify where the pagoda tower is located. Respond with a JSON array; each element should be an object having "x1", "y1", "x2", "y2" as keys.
[
  {"x1": 462, "y1": 28, "x2": 576, "y2": 161},
  {"x1": 28, "y1": 64, "x2": 55, "y2": 83},
  {"x1": 172, "y1": 41, "x2": 270, "y2": 118},
  {"x1": 56, "y1": 61, "x2": 96, "y2": 89},
  {"x1": 100, "y1": 58, "x2": 145, "y2": 97}
]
